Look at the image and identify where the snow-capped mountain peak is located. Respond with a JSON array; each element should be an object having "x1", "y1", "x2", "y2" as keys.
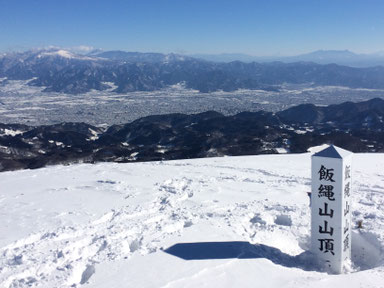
[
  {"x1": 39, "y1": 49, "x2": 74, "y2": 58},
  {"x1": 36, "y1": 49, "x2": 99, "y2": 61}
]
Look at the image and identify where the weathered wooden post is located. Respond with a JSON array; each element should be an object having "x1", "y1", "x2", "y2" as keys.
[{"x1": 311, "y1": 145, "x2": 352, "y2": 274}]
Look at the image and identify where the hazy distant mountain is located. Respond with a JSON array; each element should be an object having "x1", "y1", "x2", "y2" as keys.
[
  {"x1": 190, "y1": 53, "x2": 266, "y2": 63},
  {"x1": 284, "y1": 50, "x2": 384, "y2": 67},
  {"x1": 95, "y1": 50, "x2": 192, "y2": 63},
  {"x1": 192, "y1": 50, "x2": 384, "y2": 67},
  {"x1": 2, "y1": 48, "x2": 384, "y2": 94}
]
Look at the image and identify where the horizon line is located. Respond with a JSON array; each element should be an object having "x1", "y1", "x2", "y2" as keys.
[{"x1": 2, "y1": 46, "x2": 384, "y2": 58}]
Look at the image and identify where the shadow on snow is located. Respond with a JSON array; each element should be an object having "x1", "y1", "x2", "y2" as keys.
[
  {"x1": 164, "y1": 231, "x2": 383, "y2": 273},
  {"x1": 164, "y1": 241, "x2": 318, "y2": 272}
]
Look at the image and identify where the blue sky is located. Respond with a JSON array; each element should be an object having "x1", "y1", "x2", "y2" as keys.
[{"x1": 1, "y1": 0, "x2": 384, "y2": 55}]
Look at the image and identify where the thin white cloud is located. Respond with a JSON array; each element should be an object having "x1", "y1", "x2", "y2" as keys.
[{"x1": 70, "y1": 45, "x2": 95, "y2": 53}]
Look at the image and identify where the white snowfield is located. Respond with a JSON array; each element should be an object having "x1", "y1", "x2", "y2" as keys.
[{"x1": 0, "y1": 151, "x2": 384, "y2": 287}]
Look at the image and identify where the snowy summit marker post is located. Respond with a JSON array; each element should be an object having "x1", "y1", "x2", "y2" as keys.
[{"x1": 311, "y1": 145, "x2": 352, "y2": 274}]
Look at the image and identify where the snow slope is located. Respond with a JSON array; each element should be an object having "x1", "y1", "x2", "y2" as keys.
[{"x1": 0, "y1": 152, "x2": 384, "y2": 287}]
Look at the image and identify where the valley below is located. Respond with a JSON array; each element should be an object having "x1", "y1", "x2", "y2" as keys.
[{"x1": 1, "y1": 79, "x2": 384, "y2": 126}]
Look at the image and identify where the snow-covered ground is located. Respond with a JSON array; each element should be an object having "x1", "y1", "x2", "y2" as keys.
[{"x1": 1, "y1": 151, "x2": 384, "y2": 287}]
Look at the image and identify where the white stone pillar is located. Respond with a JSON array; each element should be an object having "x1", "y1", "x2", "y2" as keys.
[{"x1": 311, "y1": 145, "x2": 352, "y2": 274}]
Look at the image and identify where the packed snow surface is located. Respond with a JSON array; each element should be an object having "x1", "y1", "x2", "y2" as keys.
[{"x1": 1, "y1": 152, "x2": 384, "y2": 287}]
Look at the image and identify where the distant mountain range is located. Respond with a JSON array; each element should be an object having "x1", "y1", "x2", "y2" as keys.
[
  {"x1": 1, "y1": 98, "x2": 383, "y2": 171},
  {"x1": 2, "y1": 49, "x2": 384, "y2": 94},
  {"x1": 191, "y1": 50, "x2": 384, "y2": 67}
]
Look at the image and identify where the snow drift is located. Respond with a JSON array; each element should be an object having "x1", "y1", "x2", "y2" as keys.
[{"x1": 0, "y1": 152, "x2": 383, "y2": 287}]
